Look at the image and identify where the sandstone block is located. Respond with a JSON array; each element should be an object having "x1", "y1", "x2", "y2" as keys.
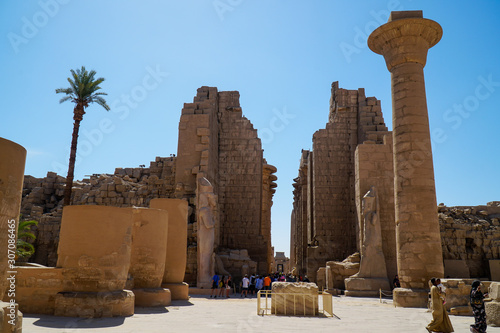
[
  {"x1": 0, "y1": 301, "x2": 22, "y2": 333},
  {"x1": 489, "y1": 282, "x2": 500, "y2": 301},
  {"x1": 271, "y1": 282, "x2": 318, "y2": 316},
  {"x1": 54, "y1": 290, "x2": 134, "y2": 318},
  {"x1": 486, "y1": 301, "x2": 500, "y2": 327},
  {"x1": 133, "y1": 288, "x2": 171, "y2": 307}
]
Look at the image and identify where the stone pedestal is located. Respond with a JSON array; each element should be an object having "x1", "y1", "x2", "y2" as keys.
[
  {"x1": 150, "y1": 199, "x2": 189, "y2": 300},
  {"x1": 162, "y1": 283, "x2": 189, "y2": 301},
  {"x1": 133, "y1": 288, "x2": 171, "y2": 307},
  {"x1": 344, "y1": 278, "x2": 390, "y2": 297},
  {"x1": 393, "y1": 288, "x2": 429, "y2": 308},
  {"x1": 368, "y1": 11, "x2": 444, "y2": 307},
  {"x1": 271, "y1": 282, "x2": 318, "y2": 316},
  {"x1": 54, "y1": 290, "x2": 134, "y2": 318}
]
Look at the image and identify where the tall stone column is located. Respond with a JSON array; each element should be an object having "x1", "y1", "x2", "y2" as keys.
[
  {"x1": 0, "y1": 137, "x2": 26, "y2": 332},
  {"x1": 368, "y1": 11, "x2": 444, "y2": 307}
]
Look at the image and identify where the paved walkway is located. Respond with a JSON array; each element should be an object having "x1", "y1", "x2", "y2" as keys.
[{"x1": 23, "y1": 295, "x2": 500, "y2": 333}]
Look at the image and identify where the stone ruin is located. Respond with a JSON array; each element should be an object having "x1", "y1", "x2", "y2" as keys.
[
  {"x1": 1, "y1": 86, "x2": 277, "y2": 320},
  {"x1": 0, "y1": 137, "x2": 25, "y2": 332},
  {"x1": 290, "y1": 81, "x2": 396, "y2": 285},
  {"x1": 290, "y1": 11, "x2": 500, "y2": 307},
  {"x1": 17, "y1": 86, "x2": 277, "y2": 289}
]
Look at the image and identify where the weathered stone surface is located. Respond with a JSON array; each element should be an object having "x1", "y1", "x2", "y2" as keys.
[
  {"x1": 0, "y1": 138, "x2": 26, "y2": 299},
  {"x1": 271, "y1": 282, "x2": 319, "y2": 316},
  {"x1": 326, "y1": 253, "x2": 360, "y2": 289},
  {"x1": 0, "y1": 301, "x2": 22, "y2": 333},
  {"x1": 150, "y1": 199, "x2": 189, "y2": 286},
  {"x1": 393, "y1": 288, "x2": 429, "y2": 308},
  {"x1": 7, "y1": 266, "x2": 64, "y2": 315},
  {"x1": 132, "y1": 288, "x2": 171, "y2": 307},
  {"x1": 129, "y1": 207, "x2": 169, "y2": 289},
  {"x1": 57, "y1": 206, "x2": 133, "y2": 292},
  {"x1": 486, "y1": 301, "x2": 500, "y2": 327},
  {"x1": 161, "y1": 283, "x2": 189, "y2": 301},
  {"x1": 54, "y1": 290, "x2": 134, "y2": 318},
  {"x1": 444, "y1": 260, "x2": 469, "y2": 278},
  {"x1": 490, "y1": 260, "x2": 500, "y2": 282},
  {"x1": 490, "y1": 282, "x2": 500, "y2": 301}
]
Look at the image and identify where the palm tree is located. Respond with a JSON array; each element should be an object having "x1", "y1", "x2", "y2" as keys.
[
  {"x1": 17, "y1": 218, "x2": 38, "y2": 259},
  {"x1": 56, "y1": 66, "x2": 110, "y2": 206}
]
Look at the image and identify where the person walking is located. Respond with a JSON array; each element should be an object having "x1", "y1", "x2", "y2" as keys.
[
  {"x1": 426, "y1": 277, "x2": 454, "y2": 333},
  {"x1": 218, "y1": 275, "x2": 225, "y2": 297},
  {"x1": 210, "y1": 274, "x2": 219, "y2": 298},
  {"x1": 393, "y1": 274, "x2": 401, "y2": 288},
  {"x1": 241, "y1": 274, "x2": 250, "y2": 297},
  {"x1": 470, "y1": 280, "x2": 488, "y2": 333},
  {"x1": 264, "y1": 274, "x2": 271, "y2": 291},
  {"x1": 225, "y1": 276, "x2": 232, "y2": 298},
  {"x1": 256, "y1": 275, "x2": 264, "y2": 294}
]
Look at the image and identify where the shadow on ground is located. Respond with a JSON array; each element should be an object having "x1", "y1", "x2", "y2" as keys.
[{"x1": 27, "y1": 315, "x2": 125, "y2": 329}]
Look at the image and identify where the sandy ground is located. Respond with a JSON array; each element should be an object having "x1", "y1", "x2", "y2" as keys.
[{"x1": 22, "y1": 294, "x2": 500, "y2": 333}]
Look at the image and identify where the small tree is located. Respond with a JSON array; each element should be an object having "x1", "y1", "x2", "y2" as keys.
[{"x1": 17, "y1": 218, "x2": 38, "y2": 259}]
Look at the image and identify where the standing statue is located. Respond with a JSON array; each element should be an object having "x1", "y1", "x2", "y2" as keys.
[
  {"x1": 354, "y1": 186, "x2": 388, "y2": 278},
  {"x1": 345, "y1": 186, "x2": 390, "y2": 296},
  {"x1": 197, "y1": 177, "x2": 217, "y2": 288}
]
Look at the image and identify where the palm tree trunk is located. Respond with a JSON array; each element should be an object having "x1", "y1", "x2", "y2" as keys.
[{"x1": 63, "y1": 115, "x2": 82, "y2": 206}]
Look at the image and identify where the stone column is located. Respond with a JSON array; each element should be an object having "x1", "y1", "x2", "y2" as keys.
[
  {"x1": 150, "y1": 198, "x2": 190, "y2": 300},
  {"x1": 0, "y1": 138, "x2": 26, "y2": 332},
  {"x1": 368, "y1": 11, "x2": 444, "y2": 307}
]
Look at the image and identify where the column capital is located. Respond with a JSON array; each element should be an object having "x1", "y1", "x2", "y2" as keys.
[{"x1": 368, "y1": 13, "x2": 442, "y2": 71}]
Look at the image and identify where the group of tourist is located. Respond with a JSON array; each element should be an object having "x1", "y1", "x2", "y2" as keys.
[
  {"x1": 209, "y1": 275, "x2": 232, "y2": 298},
  {"x1": 426, "y1": 278, "x2": 489, "y2": 333},
  {"x1": 209, "y1": 272, "x2": 310, "y2": 298}
]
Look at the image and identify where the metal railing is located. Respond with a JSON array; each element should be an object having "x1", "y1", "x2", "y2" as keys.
[{"x1": 257, "y1": 290, "x2": 333, "y2": 317}]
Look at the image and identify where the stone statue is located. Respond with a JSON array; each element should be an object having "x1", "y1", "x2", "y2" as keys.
[
  {"x1": 345, "y1": 186, "x2": 390, "y2": 296},
  {"x1": 196, "y1": 177, "x2": 217, "y2": 288},
  {"x1": 354, "y1": 186, "x2": 387, "y2": 278}
]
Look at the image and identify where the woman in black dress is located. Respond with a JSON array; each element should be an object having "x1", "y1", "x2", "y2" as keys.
[{"x1": 470, "y1": 280, "x2": 488, "y2": 333}]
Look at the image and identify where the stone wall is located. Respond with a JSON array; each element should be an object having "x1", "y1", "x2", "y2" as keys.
[
  {"x1": 176, "y1": 87, "x2": 276, "y2": 281},
  {"x1": 291, "y1": 82, "x2": 391, "y2": 281},
  {"x1": 20, "y1": 158, "x2": 176, "y2": 267},
  {"x1": 290, "y1": 150, "x2": 310, "y2": 276},
  {"x1": 355, "y1": 135, "x2": 397, "y2": 280},
  {"x1": 217, "y1": 92, "x2": 269, "y2": 273},
  {"x1": 439, "y1": 202, "x2": 500, "y2": 279}
]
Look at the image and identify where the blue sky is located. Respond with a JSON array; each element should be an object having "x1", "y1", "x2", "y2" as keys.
[{"x1": 1, "y1": 1, "x2": 499, "y2": 257}]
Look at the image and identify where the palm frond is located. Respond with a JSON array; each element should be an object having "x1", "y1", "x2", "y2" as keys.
[
  {"x1": 59, "y1": 95, "x2": 72, "y2": 104},
  {"x1": 94, "y1": 96, "x2": 110, "y2": 111},
  {"x1": 55, "y1": 88, "x2": 72, "y2": 94},
  {"x1": 17, "y1": 239, "x2": 35, "y2": 252},
  {"x1": 18, "y1": 232, "x2": 36, "y2": 240}
]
